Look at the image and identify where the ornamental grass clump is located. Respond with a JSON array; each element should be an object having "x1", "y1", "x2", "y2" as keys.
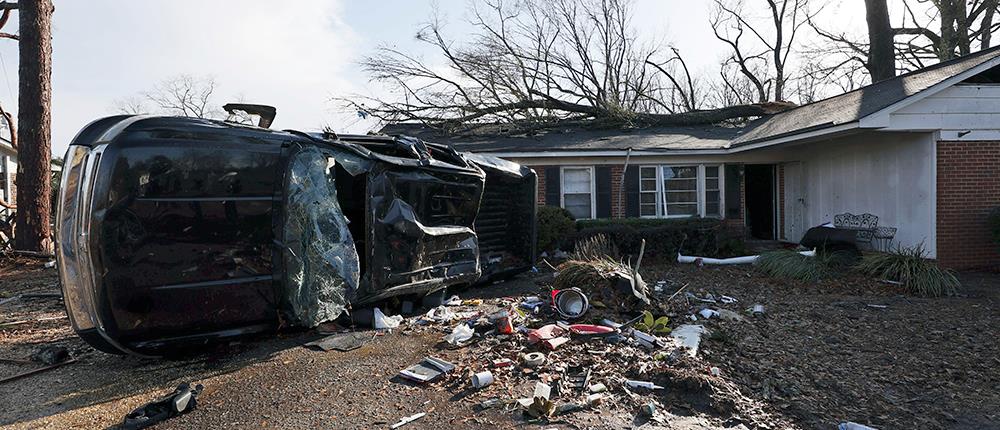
[
  {"x1": 754, "y1": 249, "x2": 833, "y2": 282},
  {"x1": 856, "y1": 244, "x2": 958, "y2": 297}
]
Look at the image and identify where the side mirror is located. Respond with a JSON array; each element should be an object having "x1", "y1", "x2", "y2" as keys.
[{"x1": 223, "y1": 103, "x2": 276, "y2": 129}]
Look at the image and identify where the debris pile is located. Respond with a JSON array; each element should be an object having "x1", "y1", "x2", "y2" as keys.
[{"x1": 366, "y1": 265, "x2": 785, "y2": 427}]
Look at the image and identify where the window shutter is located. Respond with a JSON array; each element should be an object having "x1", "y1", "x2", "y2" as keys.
[
  {"x1": 724, "y1": 164, "x2": 741, "y2": 219},
  {"x1": 595, "y1": 166, "x2": 612, "y2": 218},
  {"x1": 624, "y1": 165, "x2": 639, "y2": 218},
  {"x1": 545, "y1": 166, "x2": 560, "y2": 206}
]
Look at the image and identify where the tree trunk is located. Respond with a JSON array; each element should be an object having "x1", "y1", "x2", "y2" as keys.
[
  {"x1": 14, "y1": 0, "x2": 54, "y2": 253},
  {"x1": 865, "y1": 0, "x2": 895, "y2": 82},
  {"x1": 938, "y1": 0, "x2": 959, "y2": 60}
]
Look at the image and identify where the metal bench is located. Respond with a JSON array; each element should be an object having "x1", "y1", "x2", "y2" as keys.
[{"x1": 833, "y1": 213, "x2": 879, "y2": 248}]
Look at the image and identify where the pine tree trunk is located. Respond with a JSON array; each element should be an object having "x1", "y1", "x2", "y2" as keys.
[{"x1": 14, "y1": 0, "x2": 54, "y2": 253}]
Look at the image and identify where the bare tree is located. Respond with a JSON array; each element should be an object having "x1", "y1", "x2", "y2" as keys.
[
  {"x1": 711, "y1": 0, "x2": 814, "y2": 103},
  {"x1": 116, "y1": 74, "x2": 223, "y2": 119},
  {"x1": 344, "y1": 0, "x2": 793, "y2": 135},
  {"x1": 812, "y1": 0, "x2": 1000, "y2": 80}
]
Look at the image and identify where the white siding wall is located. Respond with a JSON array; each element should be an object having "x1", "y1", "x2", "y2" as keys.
[
  {"x1": 782, "y1": 132, "x2": 937, "y2": 257},
  {"x1": 889, "y1": 84, "x2": 1000, "y2": 134}
]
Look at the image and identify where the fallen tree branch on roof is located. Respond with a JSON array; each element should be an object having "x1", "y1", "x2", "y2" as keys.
[{"x1": 340, "y1": 0, "x2": 796, "y2": 135}]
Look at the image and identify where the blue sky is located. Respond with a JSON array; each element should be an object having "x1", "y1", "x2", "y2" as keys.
[{"x1": 0, "y1": 1, "x2": 866, "y2": 156}]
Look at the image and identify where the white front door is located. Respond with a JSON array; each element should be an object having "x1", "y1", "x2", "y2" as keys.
[{"x1": 783, "y1": 162, "x2": 808, "y2": 242}]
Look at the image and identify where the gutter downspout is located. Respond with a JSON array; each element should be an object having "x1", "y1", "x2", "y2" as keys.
[{"x1": 617, "y1": 147, "x2": 632, "y2": 218}]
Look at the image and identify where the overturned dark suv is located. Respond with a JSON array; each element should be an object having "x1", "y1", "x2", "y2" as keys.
[{"x1": 56, "y1": 112, "x2": 536, "y2": 356}]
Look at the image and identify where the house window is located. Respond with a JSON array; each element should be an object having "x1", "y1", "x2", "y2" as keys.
[
  {"x1": 663, "y1": 166, "x2": 698, "y2": 216},
  {"x1": 639, "y1": 164, "x2": 724, "y2": 218},
  {"x1": 639, "y1": 166, "x2": 659, "y2": 217},
  {"x1": 704, "y1": 166, "x2": 722, "y2": 217},
  {"x1": 561, "y1": 166, "x2": 595, "y2": 219}
]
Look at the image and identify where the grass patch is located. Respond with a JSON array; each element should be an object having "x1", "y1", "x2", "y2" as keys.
[
  {"x1": 856, "y1": 244, "x2": 958, "y2": 297},
  {"x1": 755, "y1": 249, "x2": 834, "y2": 281}
]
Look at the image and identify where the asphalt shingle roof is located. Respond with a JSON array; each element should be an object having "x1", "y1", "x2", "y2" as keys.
[
  {"x1": 731, "y1": 45, "x2": 1000, "y2": 146},
  {"x1": 380, "y1": 124, "x2": 739, "y2": 152}
]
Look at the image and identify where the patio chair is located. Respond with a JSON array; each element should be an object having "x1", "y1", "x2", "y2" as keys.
[
  {"x1": 872, "y1": 226, "x2": 897, "y2": 252},
  {"x1": 833, "y1": 212, "x2": 879, "y2": 247}
]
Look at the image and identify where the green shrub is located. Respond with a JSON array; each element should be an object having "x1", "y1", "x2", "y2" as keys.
[
  {"x1": 755, "y1": 249, "x2": 833, "y2": 281},
  {"x1": 856, "y1": 244, "x2": 958, "y2": 297},
  {"x1": 989, "y1": 207, "x2": 1000, "y2": 252},
  {"x1": 576, "y1": 217, "x2": 721, "y2": 230},
  {"x1": 572, "y1": 217, "x2": 734, "y2": 260},
  {"x1": 537, "y1": 206, "x2": 576, "y2": 252}
]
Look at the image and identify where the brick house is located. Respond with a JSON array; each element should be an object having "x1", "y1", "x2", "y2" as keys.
[{"x1": 386, "y1": 46, "x2": 1000, "y2": 269}]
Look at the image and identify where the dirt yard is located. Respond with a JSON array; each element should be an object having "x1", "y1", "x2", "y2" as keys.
[{"x1": 1, "y1": 258, "x2": 998, "y2": 430}]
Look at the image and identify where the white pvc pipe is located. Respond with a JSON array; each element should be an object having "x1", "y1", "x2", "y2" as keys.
[{"x1": 677, "y1": 249, "x2": 816, "y2": 265}]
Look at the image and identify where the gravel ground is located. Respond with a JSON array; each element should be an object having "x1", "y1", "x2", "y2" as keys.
[{"x1": 1, "y1": 258, "x2": 999, "y2": 430}]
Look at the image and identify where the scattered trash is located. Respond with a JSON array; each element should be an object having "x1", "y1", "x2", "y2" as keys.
[
  {"x1": 523, "y1": 352, "x2": 546, "y2": 367},
  {"x1": 698, "y1": 308, "x2": 719, "y2": 319},
  {"x1": 625, "y1": 380, "x2": 664, "y2": 390},
  {"x1": 443, "y1": 324, "x2": 475, "y2": 345},
  {"x1": 390, "y1": 412, "x2": 426, "y2": 429},
  {"x1": 43, "y1": 260, "x2": 56, "y2": 269},
  {"x1": 520, "y1": 296, "x2": 545, "y2": 313},
  {"x1": 422, "y1": 306, "x2": 455, "y2": 323},
  {"x1": 686, "y1": 292, "x2": 717, "y2": 303},
  {"x1": 303, "y1": 331, "x2": 371, "y2": 352},
  {"x1": 399, "y1": 357, "x2": 455, "y2": 383},
  {"x1": 600, "y1": 319, "x2": 622, "y2": 329},
  {"x1": 553, "y1": 288, "x2": 590, "y2": 319},
  {"x1": 471, "y1": 370, "x2": 494, "y2": 389},
  {"x1": 543, "y1": 336, "x2": 570, "y2": 350},
  {"x1": 631, "y1": 329, "x2": 665, "y2": 350},
  {"x1": 524, "y1": 382, "x2": 556, "y2": 418},
  {"x1": 556, "y1": 402, "x2": 584, "y2": 415},
  {"x1": 866, "y1": 304, "x2": 888, "y2": 309},
  {"x1": 445, "y1": 295, "x2": 462, "y2": 306},
  {"x1": 527, "y1": 324, "x2": 567, "y2": 344},
  {"x1": 588, "y1": 383, "x2": 607, "y2": 393},
  {"x1": 477, "y1": 398, "x2": 503, "y2": 411},
  {"x1": 639, "y1": 402, "x2": 656, "y2": 417},
  {"x1": 565, "y1": 367, "x2": 591, "y2": 391},
  {"x1": 710, "y1": 367, "x2": 721, "y2": 376},
  {"x1": 671, "y1": 324, "x2": 706, "y2": 357},
  {"x1": 719, "y1": 295, "x2": 738, "y2": 304},
  {"x1": 493, "y1": 311, "x2": 514, "y2": 334},
  {"x1": 553, "y1": 242, "x2": 650, "y2": 308},
  {"x1": 30, "y1": 346, "x2": 69, "y2": 365},
  {"x1": 751, "y1": 304, "x2": 766, "y2": 316},
  {"x1": 491, "y1": 358, "x2": 513, "y2": 368},
  {"x1": 568, "y1": 324, "x2": 615, "y2": 337},
  {"x1": 838, "y1": 422, "x2": 878, "y2": 430},
  {"x1": 653, "y1": 280, "x2": 667, "y2": 293},
  {"x1": 121, "y1": 383, "x2": 203, "y2": 430},
  {"x1": 373, "y1": 307, "x2": 403, "y2": 330},
  {"x1": 585, "y1": 393, "x2": 604, "y2": 407},
  {"x1": 462, "y1": 299, "x2": 483, "y2": 306}
]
